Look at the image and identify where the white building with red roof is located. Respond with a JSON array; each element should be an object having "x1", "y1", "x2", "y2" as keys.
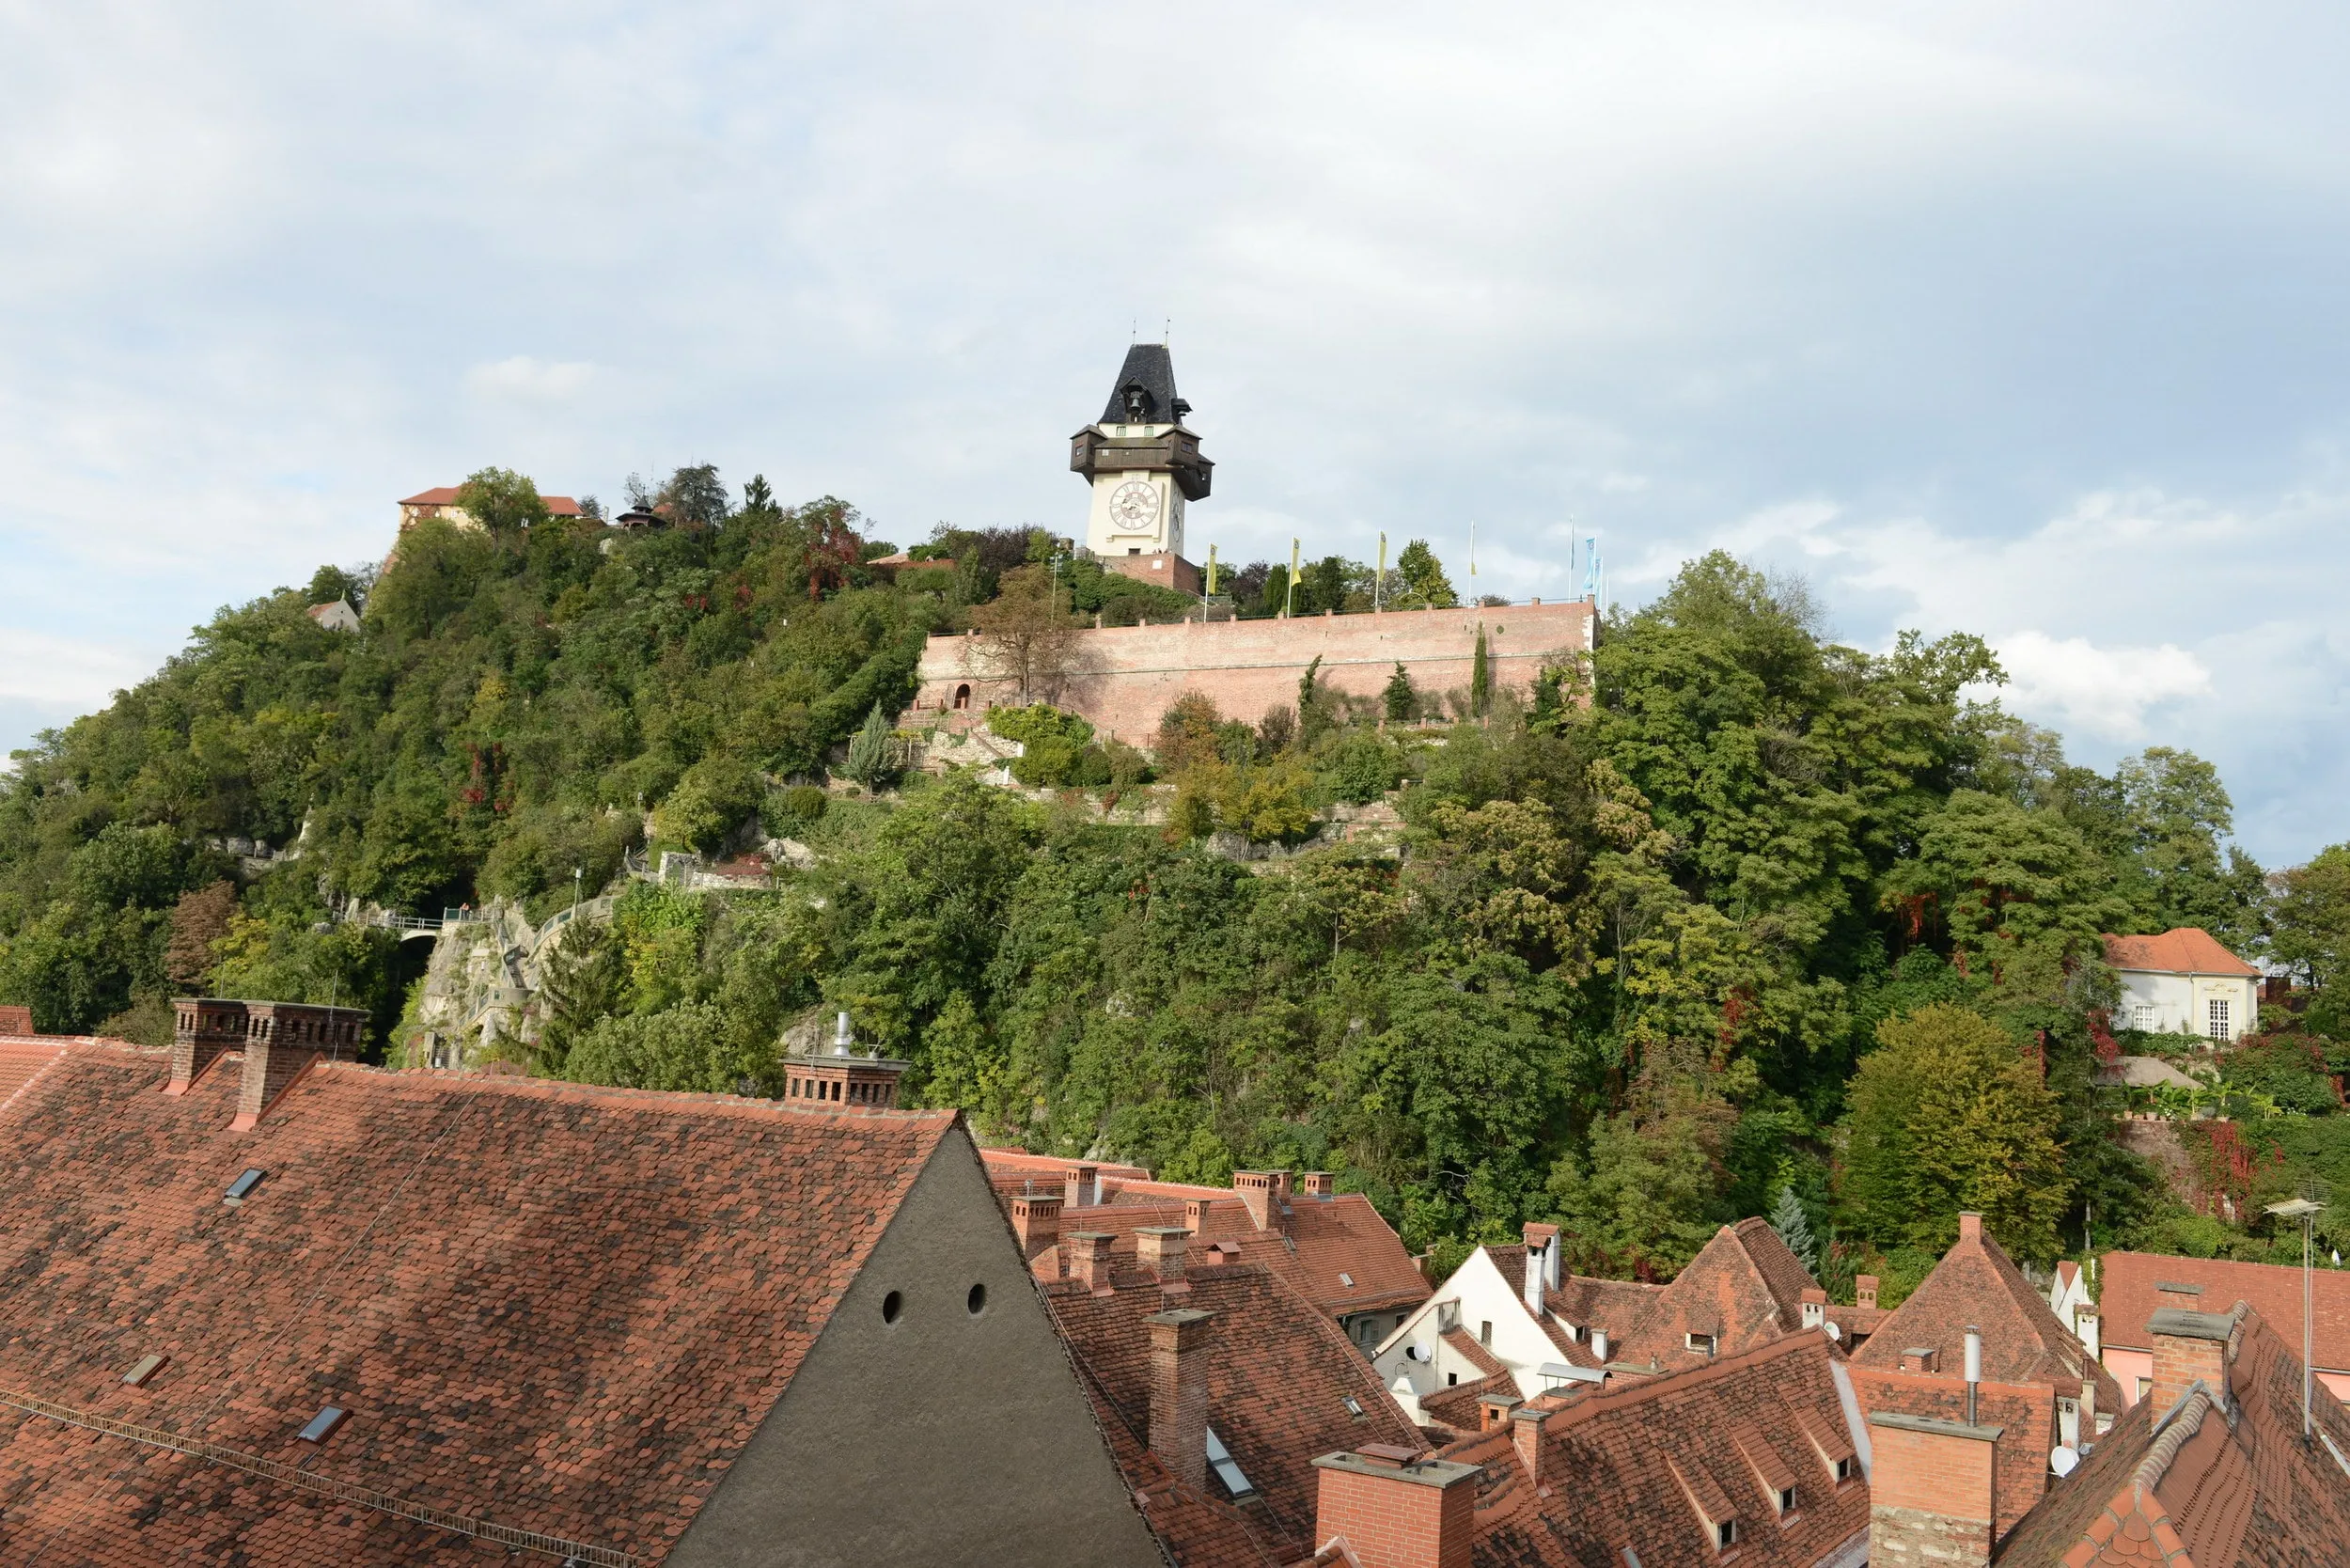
[
  {"x1": 2102, "y1": 927, "x2": 2262, "y2": 1043},
  {"x1": 397, "y1": 485, "x2": 584, "y2": 533}
]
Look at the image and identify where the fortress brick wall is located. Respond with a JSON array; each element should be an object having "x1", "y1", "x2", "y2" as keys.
[{"x1": 915, "y1": 598, "x2": 1596, "y2": 745}]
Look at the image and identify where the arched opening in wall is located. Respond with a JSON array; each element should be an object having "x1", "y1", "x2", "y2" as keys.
[{"x1": 953, "y1": 683, "x2": 970, "y2": 710}]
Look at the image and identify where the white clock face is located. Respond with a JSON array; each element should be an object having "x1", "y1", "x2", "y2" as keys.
[{"x1": 1108, "y1": 479, "x2": 1159, "y2": 530}]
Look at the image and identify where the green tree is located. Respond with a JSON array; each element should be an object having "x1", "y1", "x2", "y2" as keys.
[
  {"x1": 2272, "y1": 845, "x2": 2350, "y2": 992},
  {"x1": 453, "y1": 467, "x2": 552, "y2": 534},
  {"x1": 1840, "y1": 1003, "x2": 2068, "y2": 1262},
  {"x1": 1393, "y1": 541, "x2": 1458, "y2": 608},
  {"x1": 1470, "y1": 629, "x2": 1491, "y2": 718},
  {"x1": 843, "y1": 703, "x2": 904, "y2": 790},
  {"x1": 1383, "y1": 663, "x2": 1418, "y2": 723},
  {"x1": 1770, "y1": 1183, "x2": 1819, "y2": 1274}
]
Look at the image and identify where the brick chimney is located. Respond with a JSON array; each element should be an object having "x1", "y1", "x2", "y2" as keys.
[
  {"x1": 1299, "y1": 1170, "x2": 1334, "y2": 1199},
  {"x1": 2154, "y1": 1280, "x2": 2206, "y2": 1310},
  {"x1": 1311, "y1": 1448, "x2": 1480, "y2": 1568},
  {"x1": 1147, "y1": 1308, "x2": 1215, "y2": 1491},
  {"x1": 1856, "y1": 1275, "x2": 1879, "y2": 1310},
  {"x1": 1068, "y1": 1231, "x2": 1115, "y2": 1294},
  {"x1": 1010, "y1": 1192, "x2": 1062, "y2": 1267},
  {"x1": 1184, "y1": 1197, "x2": 1214, "y2": 1231},
  {"x1": 1958, "y1": 1211, "x2": 1982, "y2": 1244},
  {"x1": 1511, "y1": 1404, "x2": 1552, "y2": 1487},
  {"x1": 1899, "y1": 1347, "x2": 1940, "y2": 1374},
  {"x1": 168, "y1": 998, "x2": 246, "y2": 1095},
  {"x1": 1866, "y1": 1411, "x2": 2001, "y2": 1568},
  {"x1": 1477, "y1": 1390, "x2": 1523, "y2": 1432},
  {"x1": 1136, "y1": 1226, "x2": 1190, "y2": 1285},
  {"x1": 1233, "y1": 1171, "x2": 1280, "y2": 1231},
  {"x1": 2147, "y1": 1307, "x2": 2233, "y2": 1413},
  {"x1": 1064, "y1": 1163, "x2": 1099, "y2": 1209},
  {"x1": 230, "y1": 1003, "x2": 327, "y2": 1133}
]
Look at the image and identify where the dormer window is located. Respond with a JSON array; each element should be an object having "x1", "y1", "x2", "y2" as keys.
[
  {"x1": 1834, "y1": 1455, "x2": 1855, "y2": 1483},
  {"x1": 1716, "y1": 1519, "x2": 1737, "y2": 1549},
  {"x1": 1775, "y1": 1486, "x2": 1795, "y2": 1514},
  {"x1": 1687, "y1": 1332, "x2": 1716, "y2": 1356}
]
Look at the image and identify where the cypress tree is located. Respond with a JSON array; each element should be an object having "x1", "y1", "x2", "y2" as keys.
[{"x1": 1470, "y1": 628, "x2": 1491, "y2": 718}]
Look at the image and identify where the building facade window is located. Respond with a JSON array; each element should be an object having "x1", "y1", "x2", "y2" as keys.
[
  {"x1": 2132, "y1": 1004, "x2": 2156, "y2": 1030},
  {"x1": 2207, "y1": 998, "x2": 2231, "y2": 1041}
]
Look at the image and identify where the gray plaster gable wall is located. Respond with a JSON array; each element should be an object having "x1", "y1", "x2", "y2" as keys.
[{"x1": 667, "y1": 1121, "x2": 1169, "y2": 1568}]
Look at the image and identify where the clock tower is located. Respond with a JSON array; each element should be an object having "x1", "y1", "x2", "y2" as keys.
[{"x1": 1070, "y1": 344, "x2": 1212, "y2": 570}]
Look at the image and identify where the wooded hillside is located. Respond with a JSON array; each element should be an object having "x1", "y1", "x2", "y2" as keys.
[{"x1": 5, "y1": 470, "x2": 2342, "y2": 1295}]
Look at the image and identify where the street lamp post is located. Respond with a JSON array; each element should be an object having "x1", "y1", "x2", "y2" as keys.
[
  {"x1": 572, "y1": 866, "x2": 583, "y2": 921},
  {"x1": 2266, "y1": 1197, "x2": 2324, "y2": 1443}
]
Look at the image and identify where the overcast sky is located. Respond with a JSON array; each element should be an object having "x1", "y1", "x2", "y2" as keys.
[{"x1": 4, "y1": 2, "x2": 2346, "y2": 865}]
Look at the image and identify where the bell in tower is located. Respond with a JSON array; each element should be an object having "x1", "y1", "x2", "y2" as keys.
[{"x1": 1068, "y1": 344, "x2": 1211, "y2": 596}]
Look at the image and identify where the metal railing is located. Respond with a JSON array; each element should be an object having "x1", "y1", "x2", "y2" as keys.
[{"x1": 0, "y1": 1387, "x2": 634, "y2": 1566}]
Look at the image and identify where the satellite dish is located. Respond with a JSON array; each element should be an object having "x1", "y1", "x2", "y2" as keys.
[
  {"x1": 2050, "y1": 1446, "x2": 2080, "y2": 1478},
  {"x1": 1825, "y1": 1321, "x2": 1842, "y2": 1341},
  {"x1": 1405, "y1": 1342, "x2": 1430, "y2": 1363}
]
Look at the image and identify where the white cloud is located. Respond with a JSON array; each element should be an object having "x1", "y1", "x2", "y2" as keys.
[
  {"x1": 7, "y1": 0, "x2": 2350, "y2": 860},
  {"x1": 464, "y1": 356, "x2": 602, "y2": 403},
  {"x1": 1991, "y1": 631, "x2": 2212, "y2": 742}
]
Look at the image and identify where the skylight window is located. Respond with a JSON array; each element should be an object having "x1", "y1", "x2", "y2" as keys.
[
  {"x1": 1339, "y1": 1272, "x2": 1355, "y2": 1288},
  {"x1": 223, "y1": 1168, "x2": 267, "y2": 1206},
  {"x1": 122, "y1": 1355, "x2": 167, "y2": 1388},
  {"x1": 1205, "y1": 1426, "x2": 1256, "y2": 1499},
  {"x1": 298, "y1": 1406, "x2": 348, "y2": 1443},
  {"x1": 1342, "y1": 1396, "x2": 1365, "y2": 1419}
]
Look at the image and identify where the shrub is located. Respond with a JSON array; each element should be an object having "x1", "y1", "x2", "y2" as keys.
[
  {"x1": 654, "y1": 754, "x2": 764, "y2": 853},
  {"x1": 1326, "y1": 730, "x2": 1402, "y2": 804},
  {"x1": 763, "y1": 784, "x2": 830, "y2": 837}
]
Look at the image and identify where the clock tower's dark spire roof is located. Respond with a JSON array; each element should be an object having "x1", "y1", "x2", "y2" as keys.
[{"x1": 1098, "y1": 343, "x2": 1192, "y2": 426}]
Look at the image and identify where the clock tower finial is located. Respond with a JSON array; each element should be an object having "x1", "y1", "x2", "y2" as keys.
[{"x1": 1070, "y1": 344, "x2": 1211, "y2": 564}]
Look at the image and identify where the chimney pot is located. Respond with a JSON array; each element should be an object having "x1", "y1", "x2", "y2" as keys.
[
  {"x1": 1867, "y1": 1412, "x2": 2001, "y2": 1568},
  {"x1": 2147, "y1": 1307, "x2": 2233, "y2": 1413},
  {"x1": 1300, "y1": 1170, "x2": 1334, "y2": 1199},
  {"x1": 1065, "y1": 1163, "x2": 1099, "y2": 1208},
  {"x1": 1184, "y1": 1197, "x2": 1214, "y2": 1231},
  {"x1": 1511, "y1": 1404, "x2": 1552, "y2": 1486},
  {"x1": 1856, "y1": 1275, "x2": 1880, "y2": 1310},
  {"x1": 1136, "y1": 1226, "x2": 1191, "y2": 1285},
  {"x1": 1010, "y1": 1192, "x2": 1062, "y2": 1267},
  {"x1": 1069, "y1": 1231, "x2": 1116, "y2": 1293},
  {"x1": 1312, "y1": 1450, "x2": 1480, "y2": 1568},
  {"x1": 1146, "y1": 1308, "x2": 1215, "y2": 1492},
  {"x1": 1232, "y1": 1170, "x2": 1278, "y2": 1231}
]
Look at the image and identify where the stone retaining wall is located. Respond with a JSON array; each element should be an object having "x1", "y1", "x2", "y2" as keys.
[{"x1": 916, "y1": 599, "x2": 1595, "y2": 745}]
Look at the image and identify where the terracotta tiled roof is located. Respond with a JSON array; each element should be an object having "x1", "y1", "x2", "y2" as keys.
[
  {"x1": 1853, "y1": 1217, "x2": 2121, "y2": 1408},
  {"x1": 1046, "y1": 1260, "x2": 1423, "y2": 1563},
  {"x1": 0, "y1": 1040, "x2": 68, "y2": 1112},
  {"x1": 397, "y1": 487, "x2": 583, "y2": 518},
  {"x1": 0, "y1": 1041, "x2": 955, "y2": 1565},
  {"x1": 1994, "y1": 1304, "x2": 2350, "y2": 1566},
  {"x1": 2099, "y1": 1250, "x2": 2350, "y2": 1371},
  {"x1": 1011, "y1": 1185, "x2": 1429, "y2": 1319},
  {"x1": 1483, "y1": 1245, "x2": 1659, "y2": 1368},
  {"x1": 1440, "y1": 1331, "x2": 1872, "y2": 1568},
  {"x1": 2101, "y1": 928, "x2": 2262, "y2": 978},
  {"x1": 1610, "y1": 1218, "x2": 1824, "y2": 1369}
]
